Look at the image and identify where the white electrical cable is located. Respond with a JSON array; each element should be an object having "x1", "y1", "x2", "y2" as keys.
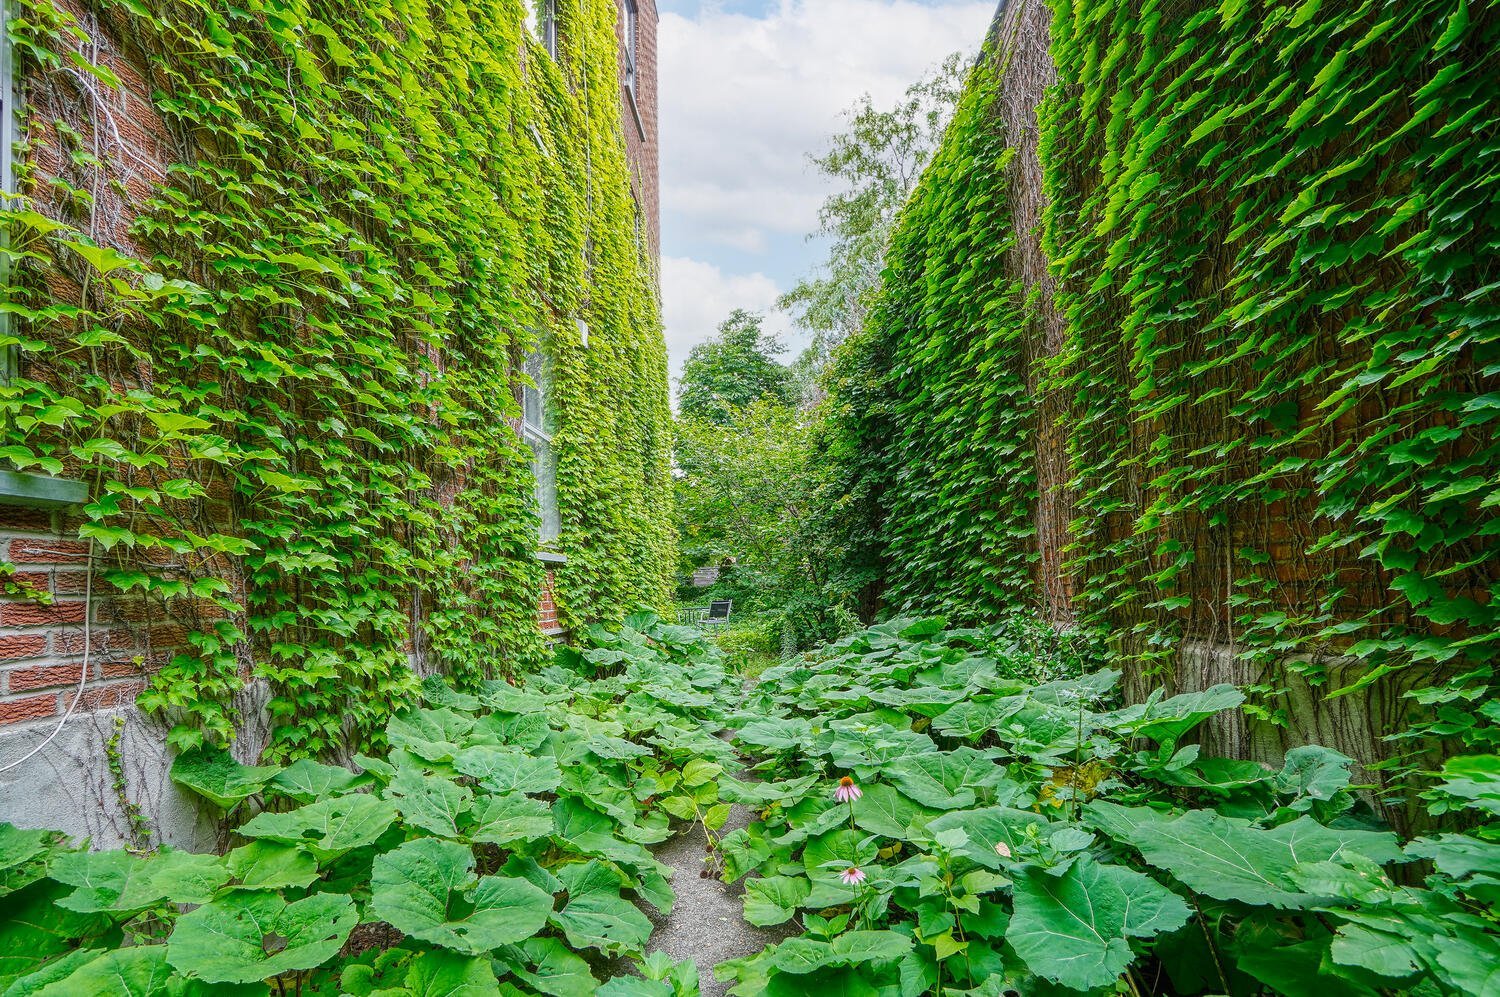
[{"x1": 0, "y1": 539, "x2": 95, "y2": 775}]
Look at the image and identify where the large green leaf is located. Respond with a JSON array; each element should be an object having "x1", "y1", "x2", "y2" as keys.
[
  {"x1": 0, "y1": 879, "x2": 116, "y2": 982},
  {"x1": 237, "y1": 792, "x2": 398, "y2": 860},
  {"x1": 31, "y1": 946, "x2": 261, "y2": 997},
  {"x1": 498, "y1": 937, "x2": 598, "y2": 997},
  {"x1": 167, "y1": 890, "x2": 356, "y2": 984},
  {"x1": 768, "y1": 930, "x2": 912, "y2": 974},
  {"x1": 548, "y1": 860, "x2": 653, "y2": 955},
  {"x1": 169, "y1": 749, "x2": 279, "y2": 811},
  {"x1": 743, "y1": 875, "x2": 812, "y2": 927},
  {"x1": 402, "y1": 949, "x2": 503, "y2": 996},
  {"x1": 224, "y1": 841, "x2": 320, "y2": 891},
  {"x1": 1089, "y1": 803, "x2": 1403, "y2": 908},
  {"x1": 467, "y1": 793, "x2": 555, "y2": 846},
  {"x1": 1008, "y1": 856, "x2": 1190, "y2": 990},
  {"x1": 268, "y1": 759, "x2": 364, "y2": 803},
  {"x1": 1100, "y1": 685, "x2": 1243, "y2": 747},
  {"x1": 883, "y1": 747, "x2": 1013, "y2": 810},
  {"x1": 924, "y1": 806, "x2": 1051, "y2": 870},
  {"x1": 454, "y1": 746, "x2": 562, "y2": 795},
  {"x1": 0, "y1": 824, "x2": 62, "y2": 897},
  {"x1": 387, "y1": 708, "x2": 476, "y2": 763},
  {"x1": 849, "y1": 783, "x2": 942, "y2": 840},
  {"x1": 51, "y1": 848, "x2": 228, "y2": 912},
  {"x1": 802, "y1": 827, "x2": 879, "y2": 873},
  {"x1": 386, "y1": 767, "x2": 473, "y2": 837},
  {"x1": 370, "y1": 839, "x2": 553, "y2": 955}
]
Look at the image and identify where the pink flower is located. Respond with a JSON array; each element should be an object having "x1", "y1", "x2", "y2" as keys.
[
  {"x1": 839, "y1": 866, "x2": 867, "y2": 886},
  {"x1": 834, "y1": 776, "x2": 862, "y2": 803},
  {"x1": 994, "y1": 841, "x2": 1012, "y2": 859}
]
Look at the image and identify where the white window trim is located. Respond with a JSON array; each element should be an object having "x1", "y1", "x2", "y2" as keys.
[
  {"x1": 623, "y1": 0, "x2": 638, "y2": 100},
  {"x1": 521, "y1": 346, "x2": 560, "y2": 543}
]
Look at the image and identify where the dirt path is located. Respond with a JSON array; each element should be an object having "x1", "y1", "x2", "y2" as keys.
[{"x1": 642, "y1": 795, "x2": 792, "y2": 997}]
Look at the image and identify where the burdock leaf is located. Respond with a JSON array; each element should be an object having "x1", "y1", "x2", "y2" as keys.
[
  {"x1": 1008, "y1": 856, "x2": 1190, "y2": 990},
  {"x1": 169, "y1": 748, "x2": 279, "y2": 811},
  {"x1": 167, "y1": 890, "x2": 356, "y2": 983},
  {"x1": 225, "y1": 841, "x2": 320, "y2": 891},
  {"x1": 549, "y1": 860, "x2": 653, "y2": 955},
  {"x1": 371, "y1": 838, "x2": 553, "y2": 955},
  {"x1": 237, "y1": 793, "x2": 398, "y2": 860},
  {"x1": 386, "y1": 767, "x2": 473, "y2": 838},
  {"x1": 453, "y1": 746, "x2": 562, "y2": 795},
  {"x1": 1089, "y1": 802, "x2": 1403, "y2": 908},
  {"x1": 466, "y1": 793, "x2": 554, "y2": 846},
  {"x1": 51, "y1": 848, "x2": 229, "y2": 912}
]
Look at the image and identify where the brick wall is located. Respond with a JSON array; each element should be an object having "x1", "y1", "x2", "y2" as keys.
[
  {"x1": 0, "y1": 506, "x2": 148, "y2": 731},
  {"x1": 617, "y1": 0, "x2": 660, "y2": 263}
]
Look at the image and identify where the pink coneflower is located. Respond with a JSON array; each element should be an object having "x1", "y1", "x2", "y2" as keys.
[
  {"x1": 994, "y1": 841, "x2": 1012, "y2": 859},
  {"x1": 839, "y1": 866, "x2": 867, "y2": 886},
  {"x1": 834, "y1": 776, "x2": 862, "y2": 803}
]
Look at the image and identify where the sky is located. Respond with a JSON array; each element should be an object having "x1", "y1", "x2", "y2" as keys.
[{"x1": 655, "y1": 0, "x2": 998, "y2": 379}]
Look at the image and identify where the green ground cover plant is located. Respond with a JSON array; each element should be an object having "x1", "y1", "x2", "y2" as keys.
[
  {"x1": 0, "y1": 613, "x2": 729, "y2": 996},
  {"x1": 717, "y1": 619, "x2": 1500, "y2": 996}
]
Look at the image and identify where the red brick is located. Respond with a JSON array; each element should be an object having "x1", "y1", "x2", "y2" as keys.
[
  {"x1": 76, "y1": 681, "x2": 144, "y2": 712},
  {"x1": 5, "y1": 539, "x2": 90, "y2": 564},
  {"x1": 0, "y1": 635, "x2": 48, "y2": 660},
  {"x1": 7, "y1": 571, "x2": 51, "y2": 592},
  {"x1": 52, "y1": 572, "x2": 98, "y2": 596},
  {"x1": 0, "y1": 508, "x2": 55, "y2": 532},
  {"x1": 0, "y1": 694, "x2": 58, "y2": 725},
  {"x1": 0, "y1": 602, "x2": 88, "y2": 626},
  {"x1": 6, "y1": 664, "x2": 86, "y2": 692},
  {"x1": 100, "y1": 660, "x2": 143, "y2": 679},
  {"x1": 55, "y1": 628, "x2": 136, "y2": 655}
]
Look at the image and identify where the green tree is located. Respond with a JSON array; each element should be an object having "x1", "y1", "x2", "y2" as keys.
[
  {"x1": 781, "y1": 55, "x2": 967, "y2": 362},
  {"x1": 677, "y1": 310, "x2": 796, "y2": 424}
]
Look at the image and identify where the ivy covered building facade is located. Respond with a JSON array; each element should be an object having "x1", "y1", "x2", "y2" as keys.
[{"x1": 0, "y1": 0, "x2": 669, "y2": 846}]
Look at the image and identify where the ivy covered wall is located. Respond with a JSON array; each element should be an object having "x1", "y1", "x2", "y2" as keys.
[
  {"x1": 0, "y1": 0, "x2": 673, "y2": 762},
  {"x1": 823, "y1": 0, "x2": 1497, "y2": 811}
]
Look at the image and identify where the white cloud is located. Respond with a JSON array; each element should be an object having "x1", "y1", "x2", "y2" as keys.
[
  {"x1": 660, "y1": 0, "x2": 995, "y2": 247},
  {"x1": 658, "y1": 0, "x2": 996, "y2": 369},
  {"x1": 661, "y1": 255, "x2": 797, "y2": 378}
]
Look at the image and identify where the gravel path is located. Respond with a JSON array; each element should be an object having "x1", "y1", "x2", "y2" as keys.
[{"x1": 643, "y1": 795, "x2": 794, "y2": 997}]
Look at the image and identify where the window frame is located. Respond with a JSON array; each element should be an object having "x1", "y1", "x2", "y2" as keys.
[
  {"x1": 520, "y1": 345, "x2": 560, "y2": 543},
  {"x1": 529, "y1": 0, "x2": 558, "y2": 59},
  {"x1": 623, "y1": 0, "x2": 638, "y2": 100}
]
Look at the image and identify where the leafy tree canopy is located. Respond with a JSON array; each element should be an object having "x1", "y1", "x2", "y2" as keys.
[{"x1": 677, "y1": 310, "x2": 796, "y2": 424}]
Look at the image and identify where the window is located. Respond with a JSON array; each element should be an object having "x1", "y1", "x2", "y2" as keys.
[
  {"x1": 623, "y1": 0, "x2": 638, "y2": 100},
  {"x1": 529, "y1": 0, "x2": 557, "y2": 59},
  {"x1": 521, "y1": 348, "x2": 560, "y2": 542}
]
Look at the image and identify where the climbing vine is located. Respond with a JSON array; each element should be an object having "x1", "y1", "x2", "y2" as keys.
[
  {"x1": 821, "y1": 0, "x2": 1498, "y2": 805},
  {"x1": 0, "y1": 0, "x2": 673, "y2": 758}
]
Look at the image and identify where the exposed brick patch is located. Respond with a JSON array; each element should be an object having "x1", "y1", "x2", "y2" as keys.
[
  {"x1": 6, "y1": 663, "x2": 86, "y2": 693},
  {"x1": 5, "y1": 539, "x2": 91, "y2": 564},
  {"x1": 52, "y1": 572, "x2": 95, "y2": 596},
  {"x1": 0, "y1": 694, "x2": 58, "y2": 725},
  {"x1": 0, "y1": 601, "x2": 88, "y2": 626},
  {"x1": 100, "y1": 660, "x2": 144, "y2": 679},
  {"x1": 0, "y1": 635, "x2": 49, "y2": 661},
  {"x1": 0, "y1": 508, "x2": 56, "y2": 533},
  {"x1": 77, "y1": 681, "x2": 144, "y2": 712}
]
